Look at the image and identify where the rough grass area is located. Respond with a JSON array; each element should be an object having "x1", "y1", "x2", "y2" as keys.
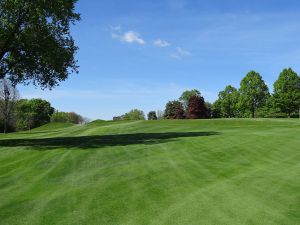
[{"x1": 0, "y1": 119, "x2": 299, "y2": 225}]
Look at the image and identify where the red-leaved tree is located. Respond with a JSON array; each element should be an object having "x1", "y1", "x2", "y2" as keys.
[{"x1": 187, "y1": 95, "x2": 208, "y2": 119}]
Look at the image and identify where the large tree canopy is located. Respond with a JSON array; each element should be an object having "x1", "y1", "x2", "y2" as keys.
[
  {"x1": 273, "y1": 68, "x2": 300, "y2": 117},
  {"x1": 239, "y1": 71, "x2": 269, "y2": 118},
  {"x1": 164, "y1": 100, "x2": 185, "y2": 119},
  {"x1": 16, "y1": 98, "x2": 54, "y2": 130},
  {"x1": 217, "y1": 85, "x2": 239, "y2": 118},
  {"x1": 187, "y1": 95, "x2": 207, "y2": 119},
  {"x1": 0, "y1": 0, "x2": 80, "y2": 88}
]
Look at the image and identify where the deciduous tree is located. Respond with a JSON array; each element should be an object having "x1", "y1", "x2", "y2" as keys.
[
  {"x1": 217, "y1": 85, "x2": 239, "y2": 118},
  {"x1": 187, "y1": 95, "x2": 207, "y2": 119},
  {"x1": 239, "y1": 71, "x2": 269, "y2": 118},
  {"x1": 0, "y1": 0, "x2": 80, "y2": 88},
  {"x1": 16, "y1": 98, "x2": 54, "y2": 130},
  {"x1": 273, "y1": 68, "x2": 300, "y2": 117},
  {"x1": 164, "y1": 101, "x2": 185, "y2": 119}
]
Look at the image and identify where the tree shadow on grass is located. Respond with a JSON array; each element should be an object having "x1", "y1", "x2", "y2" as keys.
[{"x1": 0, "y1": 132, "x2": 220, "y2": 150}]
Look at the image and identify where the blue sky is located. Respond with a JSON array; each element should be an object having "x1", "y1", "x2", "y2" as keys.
[{"x1": 20, "y1": 0, "x2": 300, "y2": 120}]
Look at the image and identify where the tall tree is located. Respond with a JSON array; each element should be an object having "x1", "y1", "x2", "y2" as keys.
[
  {"x1": 164, "y1": 100, "x2": 185, "y2": 119},
  {"x1": 0, "y1": 78, "x2": 19, "y2": 133},
  {"x1": 179, "y1": 89, "x2": 201, "y2": 109},
  {"x1": 0, "y1": 0, "x2": 80, "y2": 88},
  {"x1": 239, "y1": 71, "x2": 269, "y2": 118},
  {"x1": 217, "y1": 85, "x2": 239, "y2": 118},
  {"x1": 273, "y1": 68, "x2": 300, "y2": 117},
  {"x1": 187, "y1": 95, "x2": 207, "y2": 119}
]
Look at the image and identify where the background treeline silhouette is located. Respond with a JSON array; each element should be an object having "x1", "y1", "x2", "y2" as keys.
[
  {"x1": 115, "y1": 68, "x2": 300, "y2": 120},
  {"x1": 1, "y1": 68, "x2": 299, "y2": 133}
]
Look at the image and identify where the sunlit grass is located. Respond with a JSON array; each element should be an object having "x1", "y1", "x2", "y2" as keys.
[{"x1": 0, "y1": 119, "x2": 299, "y2": 225}]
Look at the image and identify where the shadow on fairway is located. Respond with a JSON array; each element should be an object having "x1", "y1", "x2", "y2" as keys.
[{"x1": 0, "y1": 132, "x2": 219, "y2": 150}]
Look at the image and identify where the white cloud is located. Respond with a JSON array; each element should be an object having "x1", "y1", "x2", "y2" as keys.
[
  {"x1": 112, "y1": 30, "x2": 145, "y2": 45},
  {"x1": 170, "y1": 47, "x2": 191, "y2": 59},
  {"x1": 153, "y1": 39, "x2": 171, "y2": 47}
]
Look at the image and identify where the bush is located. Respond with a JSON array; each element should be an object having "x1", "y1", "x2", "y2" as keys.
[
  {"x1": 123, "y1": 109, "x2": 145, "y2": 120},
  {"x1": 147, "y1": 111, "x2": 157, "y2": 120},
  {"x1": 51, "y1": 111, "x2": 84, "y2": 124}
]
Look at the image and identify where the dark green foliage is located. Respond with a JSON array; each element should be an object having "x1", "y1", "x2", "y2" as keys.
[
  {"x1": 205, "y1": 102, "x2": 213, "y2": 118},
  {"x1": 239, "y1": 71, "x2": 270, "y2": 118},
  {"x1": 51, "y1": 111, "x2": 83, "y2": 124},
  {"x1": 211, "y1": 100, "x2": 222, "y2": 118},
  {"x1": 147, "y1": 111, "x2": 157, "y2": 120},
  {"x1": 123, "y1": 109, "x2": 145, "y2": 120},
  {"x1": 0, "y1": 0, "x2": 80, "y2": 88},
  {"x1": 273, "y1": 68, "x2": 300, "y2": 117},
  {"x1": 16, "y1": 98, "x2": 54, "y2": 130},
  {"x1": 217, "y1": 85, "x2": 240, "y2": 118},
  {"x1": 164, "y1": 100, "x2": 185, "y2": 119},
  {"x1": 187, "y1": 95, "x2": 207, "y2": 119}
]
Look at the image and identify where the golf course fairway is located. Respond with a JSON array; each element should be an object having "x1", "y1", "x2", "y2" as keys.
[{"x1": 0, "y1": 119, "x2": 299, "y2": 225}]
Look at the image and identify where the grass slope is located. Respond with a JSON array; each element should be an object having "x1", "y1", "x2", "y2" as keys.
[{"x1": 0, "y1": 119, "x2": 299, "y2": 225}]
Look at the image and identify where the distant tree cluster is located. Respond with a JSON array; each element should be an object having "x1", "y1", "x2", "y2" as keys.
[
  {"x1": 51, "y1": 111, "x2": 86, "y2": 124},
  {"x1": 213, "y1": 69, "x2": 300, "y2": 118},
  {"x1": 161, "y1": 89, "x2": 211, "y2": 120},
  {"x1": 0, "y1": 78, "x2": 86, "y2": 133},
  {"x1": 148, "y1": 68, "x2": 299, "y2": 120},
  {"x1": 114, "y1": 109, "x2": 165, "y2": 121},
  {"x1": 113, "y1": 109, "x2": 145, "y2": 121}
]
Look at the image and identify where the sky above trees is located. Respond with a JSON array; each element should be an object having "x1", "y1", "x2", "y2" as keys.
[{"x1": 19, "y1": 0, "x2": 300, "y2": 120}]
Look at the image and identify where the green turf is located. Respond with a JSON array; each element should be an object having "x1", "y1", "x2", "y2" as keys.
[{"x1": 0, "y1": 119, "x2": 299, "y2": 225}]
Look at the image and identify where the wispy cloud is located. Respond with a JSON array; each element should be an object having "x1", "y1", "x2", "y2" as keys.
[
  {"x1": 153, "y1": 39, "x2": 171, "y2": 47},
  {"x1": 170, "y1": 47, "x2": 191, "y2": 59},
  {"x1": 121, "y1": 31, "x2": 145, "y2": 44},
  {"x1": 110, "y1": 25, "x2": 121, "y2": 32},
  {"x1": 112, "y1": 28, "x2": 145, "y2": 45}
]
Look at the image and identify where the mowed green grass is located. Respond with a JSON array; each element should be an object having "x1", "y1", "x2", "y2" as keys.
[{"x1": 0, "y1": 119, "x2": 299, "y2": 225}]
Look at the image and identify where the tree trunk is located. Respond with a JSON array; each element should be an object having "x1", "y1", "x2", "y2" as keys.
[{"x1": 3, "y1": 118, "x2": 7, "y2": 134}]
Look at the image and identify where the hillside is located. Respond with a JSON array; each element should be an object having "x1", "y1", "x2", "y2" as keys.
[{"x1": 0, "y1": 119, "x2": 299, "y2": 225}]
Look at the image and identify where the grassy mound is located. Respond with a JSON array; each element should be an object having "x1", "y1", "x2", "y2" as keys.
[
  {"x1": 32, "y1": 122, "x2": 75, "y2": 131},
  {"x1": 0, "y1": 119, "x2": 299, "y2": 225}
]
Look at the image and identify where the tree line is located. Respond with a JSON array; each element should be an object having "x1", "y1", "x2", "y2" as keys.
[
  {"x1": 114, "y1": 68, "x2": 300, "y2": 121},
  {"x1": 0, "y1": 79, "x2": 86, "y2": 133},
  {"x1": 1, "y1": 67, "x2": 299, "y2": 133}
]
